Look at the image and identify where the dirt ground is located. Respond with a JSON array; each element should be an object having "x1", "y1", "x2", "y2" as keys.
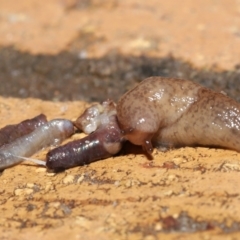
[{"x1": 1, "y1": 0, "x2": 240, "y2": 239}]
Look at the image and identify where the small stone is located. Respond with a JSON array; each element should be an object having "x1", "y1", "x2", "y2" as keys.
[
  {"x1": 46, "y1": 172, "x2": 56, "y2": 177},
  {"x1": 144, "y1": 235, "x2": 155, "y2": 240},
  {"x1": 114, "y1": 180, "x2": 120, "y2": 187},
  {"x1": 77, "y1": 174, "x2": 85, "y2": 183},
  {"x1": 2, "y1": 179, "x2": 8, "y2": 184},
  {"x1": 26, "y1": 183, "x2": 35, "y2": 188},
  {"x1": 128, "y1": 37, "x2": 152, "y2": 50},
  {"x1": 45, "y1": 181, "x2": 54, "y2": 191},
  {"x1": 62, "y1": 174, "x2": 75, "y2": 184},
  {"x1": 155, "y1": 223, "x2": 162, "y2": 231},
  {"x1": 164, "y1": 190, "x2": 173, "y2": 196},
  {"x1": 14, "y1": 188, "x2": 33, "y2": 196},
  {"x1": 35, "y1": 167, "x2": 46, "y2": 173},
  {"x1": 168, "y1": 174, "x2": 178, "y2": 181},
  {"x1": 172, "y1": 157, "x2": 184, "y2": 164},
  {"x1": 125, "y1": 180, "x2": 132, "y2": 188},
  {"x1": 49, "y1": 201, "x2": 61, "y2": 208},
  {"x1": 75, "y1": 216, "x2": 91, "y2": 229}
]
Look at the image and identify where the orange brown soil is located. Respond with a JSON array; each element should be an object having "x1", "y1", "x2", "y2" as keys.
[{"x1": 1, "y1": 0, "x2": 240, "y2": 239}]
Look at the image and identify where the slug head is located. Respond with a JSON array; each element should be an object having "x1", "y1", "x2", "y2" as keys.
[
  {"x1": 118, "y1": 120, "x2": 155, "y2": 154},
  {"x1": 117, "y1": 87, "x2": 159, "y2": 155}
]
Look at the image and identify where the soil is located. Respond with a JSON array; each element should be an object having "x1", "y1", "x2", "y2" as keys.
[{"x1": 1, "y1": 0, "x2": 240, "y2": 239}]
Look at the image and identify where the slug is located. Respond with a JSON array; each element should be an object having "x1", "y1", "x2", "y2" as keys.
[
  {"x1": 0, "y1": 114, "x2": 47, "y2": 147},
  {"x1": 46, "y1": 100, "x2": 123, "y2": 172},
  {"x1": 116, "y1": 76, "x2": 240, "y2": 154},
  {"x1": 0, "y1": 119, "x2": 74, "y2": 170}
]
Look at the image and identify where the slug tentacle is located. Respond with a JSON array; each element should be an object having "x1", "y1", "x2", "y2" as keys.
[{"x1": 0, "y1": 119, "x2": 74, "y2": 170}]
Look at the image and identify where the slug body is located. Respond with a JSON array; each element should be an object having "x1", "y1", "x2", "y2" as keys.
[
  {"x1": 0, "y1": 114, "x2": 47, "y2": 147},
  {"x1": 47, "y1": 100, "x2": 123, "y2": 172},
  {"x1": 117, "y1": 76, "x2": 240, "y2": 153},
  {"x1": 0, "y1": 119, "x2": 74, "y2": 170}
]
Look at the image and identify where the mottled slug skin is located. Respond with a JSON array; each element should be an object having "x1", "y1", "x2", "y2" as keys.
[{"x1": 117, "y1": 76, "x2": 240, "y2": 153}]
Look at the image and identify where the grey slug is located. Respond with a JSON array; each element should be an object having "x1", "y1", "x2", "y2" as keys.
[
  {"x1": 117, "y1": 76, "x2": 240, "y2": 154},
  {"x1": 0, "y1": 114, "x2": 47, "y2": 147},
  {"x1": 0, "y1": 119, "x2": 74, "y2": 170}
]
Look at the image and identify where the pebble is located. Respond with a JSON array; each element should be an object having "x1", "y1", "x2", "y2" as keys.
[
  {"x1": 14, "y1": 188, "x2": 33, "y2": 196},
  {"x1": 62, "y1": 174, "x2": 75, "y2": 184},
  {"x1": 77, "y1": 174, "x2": 85, "y2": 183}
]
